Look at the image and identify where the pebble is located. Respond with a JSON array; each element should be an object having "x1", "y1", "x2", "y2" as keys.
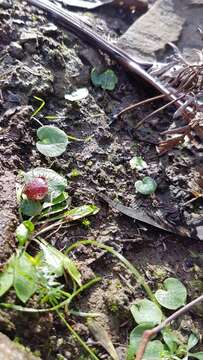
[
  {"x1": 118, "y1": 0, "x2": 184, "y2": 62},
  {"x1": 8, "y1": 41, "x2": 23, "y2": 59},
  {"x1": 20, "y1": 31, "x2": 38, "y2": 54},
  {"x1": 41, "y1": 23, "x2": 59, "y2": 37},
  {"x1": 0, "y1": 0, "x2": 12, "y2": 9}
]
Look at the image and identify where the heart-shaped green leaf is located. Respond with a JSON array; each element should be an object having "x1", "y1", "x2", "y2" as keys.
[
  {"x1": 131, "y1": 299, "x2": 162, "y2": 325},
  {"x1": 135, "y1": 177, "x2": 157, "y2": 195},
  {"x1": 36, "y1": 126, "x2": 69, "y2": 157},
  {"x1": 65, "y1": 87, "x2": 89, "y2": 101},
  {"x1": 127, "y1": 323, "x2": 154, "y2": 360},
  {"x1": 127, "y1": 323, "x2": 164, "y2": 360},
  {"x1": 91, "y1": 69, "x2": 118, "y2": 90},
  {"x1": 0, "y1": 259, "x2": 14, "y2": 297},
  {"x1": 25, "y1": 167, "x2": 67, "y2": 200},
  {"x1": 14, "y1": 252, "x2": 37, "y2": 303},
  {"x1": 155, "y1": 278, "x2": 187, "y2": 310},
  {"x1": 130, "y1": 156, "x2": 148, "y2": 171},
  {"x1": 142, "y1": 341, "x2": 164, "y2": 360}
]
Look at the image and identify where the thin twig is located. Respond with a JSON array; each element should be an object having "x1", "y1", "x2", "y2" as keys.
[
  {"x1": 134, "y1": 95, "x2": 185, "y2": 130},
  {"x1": 116, "y1": 94, "x2": 165, "y2": 118},
  {"x1": 135, "y1": 294, "x2": 203, "y2": 360}
]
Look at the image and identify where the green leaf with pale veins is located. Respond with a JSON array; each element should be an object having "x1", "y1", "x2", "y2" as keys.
[
  {"x1": 14, "y1": 252, "x2": 37, "y2": 303},
  {"x1": 127, "y1": 323, "x2": 154, "y2": 360},
  {"x1": 155, "y1": 278, "x2": 187, "y2": 310},
  {"x1": 0, "y1": 259, "x2": 14, "y2": 297},
  {"x1": 91, "y1": 69, "x2": 118, "y2": 90},
  {"x1": 142, "y1": 340, "x2": 164, "y2": 360},
  {"x1": 38, "y1": 239, "x2": 81, "y2": 286},
  {"x1": 162, "y1": 328, "x2": 179, "y2": 353},
  {"x1": 131, "y1": 299, "x2": 162, "y2": 325},
  {"x1": 36, "y1": 126, "x2": 69, "y2": 157},
  {"x1": 135, "y1": 177, "x2": 157, "y2": 195}
]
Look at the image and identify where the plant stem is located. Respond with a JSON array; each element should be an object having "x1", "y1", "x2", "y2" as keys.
[
  {"x1": 135, "y1": 294, "x2": 203, "y2": 360},
  {"x1": 56, "y1": 309, "x2": 100, "y2": 360},
  {"x1": 65, "y1": 240, "x2": 157, "y2": 305},
  {"x1": 32, "y1": 96, "x2": 45, "y2": 117},
  {"x1": 70, "y1": 310, "x2": 102, "y2": 318},
  {"x1": 0, "y1": 277, "x2": 101, "y2": 313}
]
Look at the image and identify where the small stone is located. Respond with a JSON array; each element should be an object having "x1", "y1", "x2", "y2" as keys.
[
  {"x1": 20, "y1": 31, "x2": 38, "y2": 44},
  {"x1": 20, "y1": 31, "x2": 38, "y2": 54},
  {"x1": 0, "y1": 0, "x2": 13, "y2": 9},
  {"x1": 118, "y1": 0, "x2": 184, "y2": 62},
  {"x1": 8, "y1": 41, "x2": 23, "y2": 59},
  {"x1": 0, "y1": 332, "x2": 41, "y2": 360},
  {"x1": 41, "y1": 23, "x2": 59, "y2": 36}
]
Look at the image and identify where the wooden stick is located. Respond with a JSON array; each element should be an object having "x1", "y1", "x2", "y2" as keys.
[{"x1": 135, "y1": 294, "x2": 203, "y2": 360}]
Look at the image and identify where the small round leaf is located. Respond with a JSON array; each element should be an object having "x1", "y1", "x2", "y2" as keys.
[
  {"x1": 130, "y1": 299, "x2": 162, "y2": 325},
  {"x1": 36, "y1": 126, "x2": 69, "y2": 157},
  {"x1": 127, "y1": 323, "x2": 154, "y2": 360},
  {"x1": 91, "y1": 69, "x2": 118, "y2": 90},
  {"x1": 155, "y1": 278, "x2": 187, "y2": 310},
  {"x1": 130, "y1": 156, "x2": 147, "y2": 171},
  {"x1": 135, "y1": 177, "x2": 157, "y2": 195},
  {"x1": 16, "y1": 223, "x2": 29, "y2": 246}
]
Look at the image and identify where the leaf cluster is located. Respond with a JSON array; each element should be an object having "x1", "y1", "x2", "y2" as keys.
[{"x1": 127, "y1": 278, "x2": 202, "y2": 359}]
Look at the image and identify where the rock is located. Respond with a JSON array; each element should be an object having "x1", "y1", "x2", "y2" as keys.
[
  {"x1": 8, "y1": 41, "x2": 24, "y2": 59},
  {"x1": 0, "y1": 0, "x2": 13, "y2": 9},
  {"x1": 41, "y1": 23, "x2": 59, "y2": 37},
  {"x1": 20, "y1": 31, "x2": 38, "y2": 44},
  {"x1": 118, "y1": 0, "x2": 184, "y2": 62},
  {"x1": 0, "y1": 332, "x2": 40, "y2": 360},
  {"x1": 20, "y1": 32, "x2": 38, "y2": 54}
]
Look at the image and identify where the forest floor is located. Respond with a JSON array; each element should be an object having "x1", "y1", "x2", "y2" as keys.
[{"x1": 0, "y1": 0, "x2": 202, "y2": 359}]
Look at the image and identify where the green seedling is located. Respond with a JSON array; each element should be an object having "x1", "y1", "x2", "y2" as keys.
[
  {"x1": 135, "y1": 176, "x2": 157, "y2": 195},
  {"x1": 91, "y1": 68, "x2": 118, "y2": 90},
  {"x1": 130, "y1": 156, "x2": 148, "y2": 171}
]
